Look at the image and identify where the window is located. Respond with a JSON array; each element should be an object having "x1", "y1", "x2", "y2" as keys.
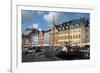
[
  {"x1": 86, "y1": 28, "x2": 88, "y2": 32},
  {"x1": 62, "y1": 27, "x2": 64, "y2": 30},
  {"x1": 73, "y1": 35, "x2": 75, "y2": 39},
  {"x1": 66, "y1": 26, "x2": 68, "y2": 29},
  {"x1": 78, "y1": 29, "x2": 80, "y2": 32},
  {"x1": 67, "y1": 23, "x2": 69, "y2": 26},
  {"x1": 68, "y1": 35, "x2": 70, "y2": 39},
  {"x1": 70, "y1": 25, "x2": 74, "y2": 28},
  {"x1": 66, "y1": 36, "x2": 68, "y2": 39},
  {"x1": 79, "y1": 35, "x2": 80, "y2": 38},
  {"x1": 70, "y1": 35, "x2": 72, "y2": 39},
  {"x1": 79, "y1": 41, "x2": 80, "y2": 44},
  {"x1": 78, "y1": 40, "x2": 80, "y2": 43},
  {"x1": 76, "y1": 35, "x2": 78, "y2": 39},
  {"x1": 86, "y1": 35, "x2": 88, "y2": 38},
  {"x1": 76, "y1": 24, "x2": 80, "y2": 27},
  {"x1": 59, "y1": 28, "x2": 61, "y2": 31}
]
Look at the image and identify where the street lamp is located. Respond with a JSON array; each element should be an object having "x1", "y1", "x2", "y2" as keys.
[{"x1": 52, "y1": 16, "x2": 55, "y2": 48}]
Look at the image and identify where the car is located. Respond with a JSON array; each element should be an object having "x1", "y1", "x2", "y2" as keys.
[
  {"x1": 22, "y1": 48, "x2": 29, "y2": 54},
  {"x1": 27, "y1": 49, "x2": 36, "y2": 54}
]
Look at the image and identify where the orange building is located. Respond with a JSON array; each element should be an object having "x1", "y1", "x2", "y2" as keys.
[{"x1": 50, "y1": 25, "x2": 60, "y2": 46}]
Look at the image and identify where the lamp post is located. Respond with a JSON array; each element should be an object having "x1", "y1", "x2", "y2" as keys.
[{"x1": 52, "y1": 16, "x2": 55, "y2": 48}]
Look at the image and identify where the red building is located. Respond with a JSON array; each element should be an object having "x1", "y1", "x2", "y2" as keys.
[
  {"x1": 50, "y1": 25, "x2": 59, "y2": 46},
  {"x1": 38, "y1": 31, "x2": 43, "y2": 47}
]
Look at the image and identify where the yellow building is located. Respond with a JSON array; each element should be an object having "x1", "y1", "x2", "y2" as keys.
[{"x1": 57, "y1": 18, "x2": 89, "y2": 47}]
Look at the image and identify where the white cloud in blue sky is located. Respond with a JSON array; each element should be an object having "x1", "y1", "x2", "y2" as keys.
[
  {"x1": 22, "y1": 10, "x2": 90, "y2": 33},
  {"x1": 31, "y1": 23, "x2": 39, "y2": 29},
  {"x1": 44, "y1": 12, "x2": 67, "y2": 27}
]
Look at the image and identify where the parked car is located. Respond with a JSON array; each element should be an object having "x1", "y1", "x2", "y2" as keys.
[
  {"x1": 23, "y1": 47, "x2": 36, "y2": 54},
  {"x1": 22, "y1": 47, "x2": 29, "y2": 54},
  {"x1": 27, "y1": 49, "x2": 36, "y2": 54}
]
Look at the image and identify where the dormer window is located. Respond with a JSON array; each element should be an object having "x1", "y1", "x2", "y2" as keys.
[
  {"x1": 70, "y1": 25, "x2": 74, "y2": 28},
  {"x1": 76, "y1": 24, "x2": 80, "y2": 27},
  {"x1": 62, "y1": 27, "x2": 64, "y2": 30},
  {"x1": 59, "y1": 28, "x2": 61, "y2": 31},
  {"x1": 66, "y1": 26, "x2": 68, "y2": 29}
]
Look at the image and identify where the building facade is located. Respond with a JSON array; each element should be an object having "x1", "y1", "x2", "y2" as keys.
[
  {"x1": 22, "y1": 30, "x2": 32, "y2": 48},
  {"x1": 38, "y1": 31, "x2": 43, "y2": 47},
  {"x1": 22, "y1": 17, "x2": 90, "y2": 48},
  {"x1": 50, "y1": 25, "x2": 59, "y2": 46},
  {"x1": 57, "y1": 17, "x2": 90, "y2": 47},
  {"x1": 42, "y1": 29, "x2": 51, "y2": 46}
]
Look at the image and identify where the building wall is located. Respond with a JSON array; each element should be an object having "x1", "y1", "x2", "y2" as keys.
[
  {"x1": 85, "y1": 25, "x2": 90, "y2": 43},
  {"x1": 58, "y1": 30, "x2": 68, "y2": 46},
  {"x1": 69, "y1": 28, "x2": 81, "y2": 45},
  {"x1": 57, "y1": 18, "x2": 89, "y2": 47},
  {"x1": 22, "y1": 18, "x2": 90, "y2": 47},
  {"x1": 43, "y1": 31, "x2": 51, "y2": 46},
  {"x1": 58, "y1": 27, "x2": 86, "y2": 46},
  {"x1": 50, "y1": 27, "x2": 59, "y2": 46},
  {"x1": 32, "y1": 33, "x2": 38, "y2": 46},
  {"x1": 22, "y1": 35, "x2": 31, "y2": 48},
  {"x1": 38, "y1": 31, "x2": 43, "y2": 47}
]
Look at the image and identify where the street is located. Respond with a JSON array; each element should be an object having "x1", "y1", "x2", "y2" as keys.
[
  {"x1": 22, "y1": 47, "x2": 89, "y2": 62},
  {"x1": 22, "y1": 48, "x2": 61, "y2": 62}
]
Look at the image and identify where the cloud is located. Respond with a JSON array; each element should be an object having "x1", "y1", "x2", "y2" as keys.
[
  {"x1": 29, "y1": 23, "x2": 39, "y2": 29},
  {"x1": 39, "y1": 28, "x2": 42, "y2": 31},
  {"x1": 32, "y1": 23, "x2": 39, "y2": 29},
  {"x1": 44, "y1": 12, "x2": 67, "y2": 27}
]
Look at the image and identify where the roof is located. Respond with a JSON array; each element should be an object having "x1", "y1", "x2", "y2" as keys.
[
  {"x1": 57, "y1": 17, "x2": 89, "y2": 31},
  {"x1": 42, "y1": 29, "x2": 51, "y2": 33},
  {"x1": 26, "y1": 28, "x2": 39, "y2": 34},
  {"x1": 24, "y1": 30, "x2": 32, "y2": 35}
]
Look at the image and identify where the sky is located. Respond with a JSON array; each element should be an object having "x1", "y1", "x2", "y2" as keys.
[{"x1": 22, "y1": 10, "x2": 90, "y2": 33}]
